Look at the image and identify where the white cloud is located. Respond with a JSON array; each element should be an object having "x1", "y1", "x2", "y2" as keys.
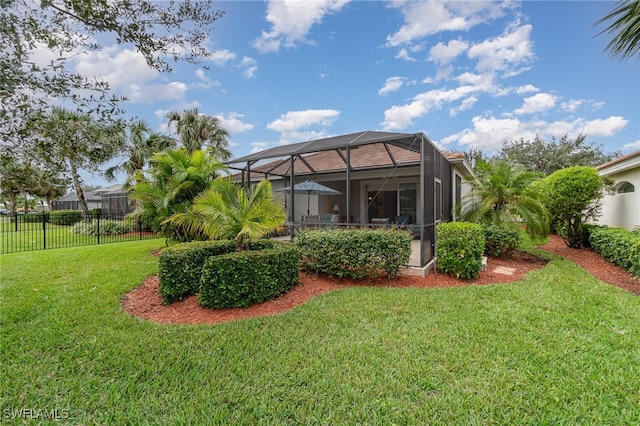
[
  {"x1": 216, "y1": 112, "x2": 254, "y2": 135},
  {"x1": 581, "y1": 116, "x2": 628, "y2": 137},
  {"x1": 210, "y1": 49, "x2": 237, "y2": 66},
  {"x1": 395, "y1": 48, "x2": 417, "y2": 62},
  {"x1": 449, "y1": 96, "x2": 478, "y2": 116},
  {"x1": 239, "y1": 57, "x2": 258, "y2": 79},
  {"x1": 560, "y1": 99, "x2": 583, "y2": 112},
  {"x1": 441, "y1": 115, "x2": 629, "y2": 152},
  {"x1": 468, "y1": 23, "x2": 534, "y2": 74},
  {"x1": 622, "y1": 140, "x2": 640, "y2": 151},
  {"x1": 429, "y1": 38, "x2": 469, "y2": 65},
  {"x1": 382, "y1": 85, "x2": 477, "y2": 129},
  {"x1": 267, "y1": 109, "x2": 340, "y2": 143},
  {"x1": 253, "y1": 0, "x2": 350, "y2": 53},
  {"x1": 194, "y1": 69, "x2": 220, "y2": 90},
  {"x1": 514, "y1": 93, "x2": 557, "y2": 115},
  {"x1": 72, "y1": 46, "x2": 195, "y2": 103},
  {"x1": 378, "y1": 77, "x2": 406, "y2": 96},
  {"x1": 516, "y1": 84, "x2": 539, "y2": 94},
  {"x1": 251, "y1": 141, "x2": 271, "y2": 154},
  {"x1": 386, "y1": 1, "x2": 509, "y2": 47}
]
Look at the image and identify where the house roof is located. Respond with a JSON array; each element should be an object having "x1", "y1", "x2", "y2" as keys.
[
  {"x1": 54, "y1": 184, "x2": 125, "y2": 203},
  {"x1": 227, "y1": 130, "x2": 473, "y2": 179},
  {"x1": 596, "y1": 151, "x2": 640, "y2": 176},
  {"x1": 227, "y1": 131, "x2": 421, "y2": 165}
]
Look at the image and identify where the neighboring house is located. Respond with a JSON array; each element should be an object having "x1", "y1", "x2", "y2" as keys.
[
  {"x1": 227, "y1": 131, "x2": 474, "y2": 269},
  {"x1": 51, "y1": 184, "x2": 132, "y2": 215},
  {"x1": 595, "y1": 151, "x2": 640, "y2": 231}
]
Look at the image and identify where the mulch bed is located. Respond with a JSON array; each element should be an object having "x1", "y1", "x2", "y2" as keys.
[{"x1": 121, "y1": 234, "x2": 638, "y2": 325}]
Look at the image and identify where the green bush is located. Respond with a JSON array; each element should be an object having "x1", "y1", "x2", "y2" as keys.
[
  {"x1": 436, "y1": 222, "x2": 485, "y2": 279},
  {"x1": 70, "y1": 220, "x2": 130, "y2": 236},
  {"x1": 158, "y1": 239, "x2": 280, "y2": 304},
  {"x1": 21, "y1": 212, "x2": 48, "y2": 223},
  {"x1": 588, "y1": 226, "x2": 640, "y2": 278},
  {"x1": 296, "y1": 228, "x2": 412, "y2": 279},
  {"x1": 198, "y1": 244, "x2": 301, "y2": 309},
  {"x1": 482, "y1": 225, "x2": 521, "y2": 258},
  {"x1": 49, "y1": 210, "x2": 83, "y2": 225}
]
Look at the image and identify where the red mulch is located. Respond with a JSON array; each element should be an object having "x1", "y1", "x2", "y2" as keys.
[{"x1": 121, "y1": 234, "x2": 639, "y2": 325}]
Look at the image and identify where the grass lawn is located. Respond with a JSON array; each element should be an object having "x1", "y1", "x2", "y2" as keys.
[{"x1": 1, "y1": 240, "x2": 639, "y2": 424}]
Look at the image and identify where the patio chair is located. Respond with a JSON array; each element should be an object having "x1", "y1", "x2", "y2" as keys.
[
  {"x1": 301, "y1": 215, "x2": 320, "y2": 228},
  {"x1": 322, "y1": 213, "x2": 339, "y2": 228}
]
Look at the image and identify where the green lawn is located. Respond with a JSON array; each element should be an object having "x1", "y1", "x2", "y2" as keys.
[{"x1": 1, "y1": 240, "x2": 639, "y2": 424}]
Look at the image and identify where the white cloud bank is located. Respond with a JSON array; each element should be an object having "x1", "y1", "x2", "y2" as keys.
[{"x1": 253, "y1": 0, "x2": 350, "y2": 53}]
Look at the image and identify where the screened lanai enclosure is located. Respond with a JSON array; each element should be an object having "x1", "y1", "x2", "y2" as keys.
[{"x1": 226, "y1": 131, "x2": 472, "y2": 269}]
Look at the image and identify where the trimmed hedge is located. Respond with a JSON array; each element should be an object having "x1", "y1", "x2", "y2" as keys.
[
  {"x1": 49, "y1": 210, "x2": 83, "y2": 225},
  {"x1": 158, "y1": 239, "x2": 280, "y2": 304},
  {"x1": 198, "y1": 244, "x2": 301, "y2": 309},
  {"x1": 436, "y1": 222, "x2": 485, "y2": 279},
  {"x1": 588, "y1": 226, "x2": 640, "y2": 278},
  {"x1": 70, "y1": 220, "x2": 130, "y2": 236},
  {"x1": 296, "y1": 228, "x2": 412, "y2": 279},
  {"x1": 482, "y1": 224, "x2": 521, "y2": 258},
  {"x1": 20, "y1": 212, "x2": 48, "y2": 223}
]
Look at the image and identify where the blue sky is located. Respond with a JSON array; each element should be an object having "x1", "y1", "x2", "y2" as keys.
[{"x1": 71, "y1": 0, "x2": 639, "y2": 186}]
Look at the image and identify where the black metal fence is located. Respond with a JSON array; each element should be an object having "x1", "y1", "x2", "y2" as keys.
[{"x1": 0, "y1": 212, "x2": 158, "y2": 254}]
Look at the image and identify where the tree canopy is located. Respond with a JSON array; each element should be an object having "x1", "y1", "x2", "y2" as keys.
[
  {"x1": 497, "y1": 134, "x2": 618, "y2": 176},
  {"x1": 1, "y1": 0, "x2": 224, "y2": 157},
  {"x1": 167, "y1": 108, "x2": 232, "y2": 160}
]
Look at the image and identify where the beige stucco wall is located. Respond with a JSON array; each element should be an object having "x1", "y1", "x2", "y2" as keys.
[{"x1": 595, "y1": 167, "x2": 640, "y2": 230}]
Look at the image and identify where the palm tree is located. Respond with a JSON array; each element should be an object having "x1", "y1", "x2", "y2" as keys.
[
  {"x1": 127, "y1": 148, "x2": 227, "y2": 241},
  {"x1": 167, "y1": 108, "x2": 232, "y2": 160},
  {"x1": 596, "y1": 0, "x2": 640, "y2": 61},
  {"x1": 105, "y1": 120, "x2": 176, "y2": 185},
  {"x1": 164, "y1": 178, "x2": 286, "y2": 250},
  {"x1": 457, "y1": 160, "x2": 549, "y2": 238}
]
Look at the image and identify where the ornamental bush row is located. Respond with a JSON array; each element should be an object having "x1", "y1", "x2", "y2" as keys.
[
  {"x1": 436, "y1": 222, "x2": 485, "y2": 279},
  {"x1": 158, "y1": 239, "x2": 293, "y2": 305},
  {"x1": 295, "y1": 228, "x2": 412, "y2": 279},
  {"x1": 588, "y1": 225, "x2": 640, "y2": 278}
]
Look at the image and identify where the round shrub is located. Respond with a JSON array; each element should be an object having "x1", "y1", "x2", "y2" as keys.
[
  {"x1": 482, "y1": 224, "x2": 521, "y2": 258},
  {"x1": 436, "y1": 222, "x2": 485, "y2": 279}
]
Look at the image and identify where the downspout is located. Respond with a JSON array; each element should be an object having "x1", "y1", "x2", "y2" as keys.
[
  {"x1": 419, "y1": 134, "x2": 425, "y2": 267},
  {"x1": 289, "y1": 155, "x2": 295, "y2": 238},
  {"x1": 346, "y1": 146, "x2": 351, "y2": 224}
]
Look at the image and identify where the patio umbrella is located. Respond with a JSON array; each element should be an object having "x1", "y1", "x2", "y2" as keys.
[{"x1": 279, "y1": 179, "x2": 342, "y2": 216}]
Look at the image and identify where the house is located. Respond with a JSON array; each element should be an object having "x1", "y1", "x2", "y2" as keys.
[
  {"x1": 51, "y1": 184, "x2": 132, "y2": 215},
  {"x1": 595, "y1": 150, "x2": 640, "y2": 231},
  {"x1": 226, "y1": 131, "x2": 474, "y2": 269}
]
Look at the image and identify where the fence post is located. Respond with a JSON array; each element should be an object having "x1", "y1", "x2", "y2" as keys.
[
  {"x1": 97, "y1": 211, "x2": 101, "y2": 245},
  {"x1": 42, "y1": 212, "x2": 47, "y2": 250}
]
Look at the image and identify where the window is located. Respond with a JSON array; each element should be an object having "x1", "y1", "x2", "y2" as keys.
[{"x1": 617, "y1": 182, "x2": 635, "y2": 194}]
